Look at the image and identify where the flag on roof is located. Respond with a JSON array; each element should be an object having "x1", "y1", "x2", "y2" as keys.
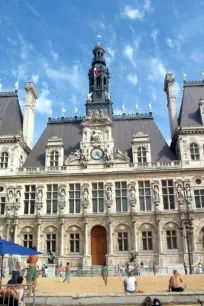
[{"x1": 93, "y1": 67, "x2": 99, "y2": 76}]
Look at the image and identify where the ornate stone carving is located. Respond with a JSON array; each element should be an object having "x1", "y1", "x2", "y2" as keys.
[
  {"x1": 105, "y1": 183, "x2": 113, "y2": 213},
  {"x1": 87, "y1": 92, "x2": 92, "y2": 102},
  {"x1": 82, "y1": 184, "x2": 89, "y2": 209},
  {"x1": 91, "y1": 127, "x2": 102, "y2": 142},
  {"x1": 184, "y1": 182, "x2": 192, "y2": 204},
  {"x1": 37, "y1": 190, "x2": 43, "y2": 203},
  {"x1": 8, "y1": 190, "x2": 14, "y2": 205},
  {"x1": 105, "y1": 91, "x2": 111, "y2": 100},
  {"x1": 175, "y1": 182, "x2": 185, "y2": 206},
  {"x1": 114, "y1": 148, "x2": 130, "y2": 162},
  {"x1": 83, "y1": 109, "x2": 111, "y2": 125},
  {"x1": 65, "y1": 149, "x2": 81, "y2": 165}
]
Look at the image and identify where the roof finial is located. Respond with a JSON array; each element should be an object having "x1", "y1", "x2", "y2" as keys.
[
  {"x1": 73, "y1": 99, "x2": 78, "y2": 116},
  {"x1": 0, "y1": 79, "x2": 2, "y2": 91},
  {"x1": 135, "y1": 97, "x2": 139, "y2": 114},
  {"x1": 122, "y1": 101, "x2": 126, "y2": 114},
  {"x1": 96, "y1": 34, "x2": 102, "y2": 45},
  {"x1": 201, "y1": 69, "x2": 204, "y2": 81},
  {"x1": 48, "y1": 107, "x2": 52, "y2": 118},
  {"x1": 15, "y1": 77, "x2": 19, "y2": 91},
  {"x1": 61, "y1": 102, "x2": 66, "y2": 117},
  {"x1": 182, "y1": 68, "x2": 187, "y2": 81},
  {"x1": 148, "y1": 98, "x2": 152, "y2": 113}
]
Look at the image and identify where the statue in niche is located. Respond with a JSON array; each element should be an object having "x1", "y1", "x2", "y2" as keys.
[
  {"x1": 48, "y1": 250, "x2": 55, "y2": 264},
  {"x1": 8, "y1": 191, "x2": 14, "y2": 204},
  {"x1": 82, "y1": 188, "x2": 89, "y2": 203},
  {"x1": 185, "y1": 184, "x2": 191, "y2": 198},
  {"x1": 60, "y1": 189, "x2": 66, "y2": 203},
  {"x1": 15, "y1": 191, "x2": 21, "y2": 203},
  {"x1": 91, "y1": 127, "x2": 101, "y2": 142},
  {"x1": 106, "y1": 187, "x2": 112, "y2": 201},
  {"x1": 129, "y1": 186, "x2": 136, "y2": 201},
  {"x1": 37, "y1": 190, "x2": 43, "y2": 203},
  {"x1": 87, "y1": 92, "x2": 92, "y2": 102},
  {"x1": 177, "y1": 184, "x2": 184, "y2": 198},
  {"x1": 153, "y1": 185, "x2": 160, "y2": 201},
  {"x1": 81, "y1": 149, "x2": 89, "y2": 162}
]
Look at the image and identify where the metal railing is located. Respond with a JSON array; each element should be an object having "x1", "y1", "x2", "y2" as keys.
[{"x1": 0, "y1": 284, "x2": 35, "y2": 306}]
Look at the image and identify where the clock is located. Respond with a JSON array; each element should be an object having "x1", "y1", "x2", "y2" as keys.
[{"x1": 91, "y1": 148, "x2": 104, "y2": 160}]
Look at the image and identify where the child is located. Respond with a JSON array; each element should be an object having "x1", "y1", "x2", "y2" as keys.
[
  {"x1": 101, "y1": 264, "x2": 108, "y2": 286},
  {"x1": 63, "y1": 262, "x2": 71, "y2": 283}
]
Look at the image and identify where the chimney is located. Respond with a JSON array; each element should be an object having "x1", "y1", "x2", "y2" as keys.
[
  {"x1": 23, "y1": 82, "x2": 38, "y2": 149},
  {"x1": 164, "y1": 73, "x2": 177, "y2": 138}
]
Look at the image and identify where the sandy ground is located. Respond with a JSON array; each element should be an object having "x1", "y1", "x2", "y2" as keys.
[{"x1": 2, "y1": 275, "x2": 203, "y2": 296}]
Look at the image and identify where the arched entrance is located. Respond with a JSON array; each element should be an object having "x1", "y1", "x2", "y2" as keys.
[{"x1": 91, "y1": 225, "x2": 107, "y2": 265}]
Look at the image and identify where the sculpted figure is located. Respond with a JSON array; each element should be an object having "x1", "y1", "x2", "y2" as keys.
[
  {"x1": 16, "y1": 191, "x2": 21, "y2": 203},
  {"x1": 106, "y1": 187, "x2": 112, "y2": 201},
  {"x1": 37, "y1": 190, "x2": 43, "y2": 203},
  {"x1": 185, "y1": 184, "x2": 191, "y2": 198},
  {"x1": 91, "y1": 127, "x2": 101, "y2": 142},
  {"x1": 105, "y1": 145, "x2": 113, "y2": 161},
  {"x1": 129, "y1": 186, "x2": 136, "y2": 201},
  {"x1": 153, "y1": 185, "x2": 160, "y2": 200},
  {"x1": 8, "y1": 191, "x2": 14, "y2": 204},
  {"x1": 177, "y1": 184, "x2": 184, "y2": 198},
  {"x1": 87, "y1": 92, "x2": 92, "y2": 102},
  {"x1": 83, "y1": 188, "x2": 89, "y2": 202},
  {"x1": 60, "y1": 189, "x2": 66, "y2": 203}
]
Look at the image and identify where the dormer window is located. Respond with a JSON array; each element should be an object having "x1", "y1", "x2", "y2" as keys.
[
  {"x1": 137, "y1": 146, "x2": 147, "y2": 163},
  {"x1": 50, "y1": 150, "x2": 59, "y2": 167},
  {"x1": 0, "y1": 152, "x2": 8, "y2": 169},
  {"x1": 190, "y1": 143, "x2": 200, "y2": 160}
]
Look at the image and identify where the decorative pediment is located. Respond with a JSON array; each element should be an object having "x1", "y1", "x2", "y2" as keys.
[{"x1": 82, "y1": 109, "x2": 112, "y2": 127}]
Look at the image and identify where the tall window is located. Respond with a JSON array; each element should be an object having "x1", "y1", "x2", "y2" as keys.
[
  {"x1": 194, "y1": 189, "x2": 204, "y2": 208},
  {"x1": 118, "y1": 232, "x2": 128, "y2": 251},
  {"x1": 142, "y1": 231, "x2": 153, "y2": 250},
  {"x1": 162, "y1": 180, "x2": 175, "y2": 210},
  {"x1": 24, "y1": 185, "x2": 36, "y2": 214},
  {"x1": 115, "y1": 182, "x2": 127, "y2": 212},
  {"x1": 69, "y1": 184, "x2": 80, "y2": 213},
  {"x1": 92, "y1": 183, "x2": 104, "y2": 213},
  {"x1": 139, "y1": 181, "x2": 151, "y2": 211},
  {"x1": 137, "y1": 146, "x2": 147, "y2": 163},
  {"x1": 46, "y1": 233, "x2": 56, "y2": 252},
  {"x1": 190, "y1": 143, "x2": 200, "y2": 160},
  {"x1": 0, "y1": 152, "x2": 8, "y2": 169},
  {"x1": 70, "y1": 233, "x2": 80, "y2": 252},
  {"x1": 166, "y1": 230, "x2": 177, "y2": 249},
  {"x1": 23, "y1": 234, "x2": 33, "y2": 248},
  {"x1": 47, "y1": 184, "x2": 58, "y2": 214},
  {"x1": 50, "y1": 150, "x2": 59, "y2": 167},
  {"x1": 0, "y1": 197, "x2": 5, "y2": 215}
]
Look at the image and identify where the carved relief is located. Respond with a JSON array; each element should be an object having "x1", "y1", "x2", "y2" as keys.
[
  {"x1": 105, "y1": 183, "x2": 113, "y2": 213},
  {"x1": 114, "y1": 148, "x2": 130, "y2": 162},
  {"x1": 184, "y1": 182, "x2": 192, "y2": 204},
  {"x1": 82, "y1": 184, "x2": 89, "y2": 209}
]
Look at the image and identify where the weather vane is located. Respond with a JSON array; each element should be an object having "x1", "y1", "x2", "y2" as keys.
[
  {"x1": 61, "y1": 102, "x2": 66, "y2": 117},
  {"x1": 96, "y1": 34, "x2": 102, "y2": 45}
]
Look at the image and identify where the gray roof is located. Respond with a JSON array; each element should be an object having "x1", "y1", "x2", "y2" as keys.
[
  {"x1": 179, "y1": 81, "x2": 204, "y2": 127},
  {"x1": 24, "y1": 116, "x2": 175, "y2": 168},
  {"x1": 0, "y1": 92, "x2": 23, "y2": 136}
]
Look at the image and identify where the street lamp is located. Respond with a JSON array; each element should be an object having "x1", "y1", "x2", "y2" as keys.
[{"x1": 179, "y1": 217, "x2": 194, "y2": 274}]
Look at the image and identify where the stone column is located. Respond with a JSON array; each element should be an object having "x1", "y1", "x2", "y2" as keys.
[
  {"x1": 156, "y1": 217, "x2": 163, "y2": 264},
  {"x1": 36, "y1": 219, "x2": 41, "y2": 251},
  {"x1": 6, "y1": 219, "x2": 11, "y2": 240},
  {"x1": 132, "y1": 218, "x2": 137, "y2": 252},
  {"x1": 60, "y1": 218, "x2": 64, "y2": 256},
  {"x1": 108, "y1": 218, "x2": 113, "y2": 255},
  {"x1": 84, "y1": 218, "x2": 88, "y2": 256},
  {"x1": 13, "y1": 223, "x2": 18, "y2": 243}
]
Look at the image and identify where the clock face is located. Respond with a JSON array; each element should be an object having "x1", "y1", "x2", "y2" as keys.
[{"x1": 91, "y1": 148, "x2": 104, "y2": 160}]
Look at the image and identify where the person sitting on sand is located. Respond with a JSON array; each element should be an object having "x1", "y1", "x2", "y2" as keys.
[
  {"x1": 0, "y1": 276, "x2": 24, "y2": 306},
  {"x1": 123, "y1": 271, "x2": 137, "y2": 294},
  {"x1": 168, "y1": 270, "x2": 184, "y2": 292}
]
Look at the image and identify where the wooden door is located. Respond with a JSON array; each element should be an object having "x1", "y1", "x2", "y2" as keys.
[{"x1": 91, "y1": 226, "x2": 107, "y2": 265}]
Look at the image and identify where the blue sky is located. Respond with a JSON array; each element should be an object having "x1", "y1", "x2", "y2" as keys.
[{"x1": 1, "y1": 0, "x2": 204, "y2": 144}]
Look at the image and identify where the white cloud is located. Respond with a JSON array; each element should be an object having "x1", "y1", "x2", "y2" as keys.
[
  {"x1": 18, "y1": 34, "x2": 33, "y2": 60},
  {"x1": 151, "y1": 30, "x2": 158, "y2": 43},
  {"x1": 124, "y1": 45, "x2": 136, "y2": 66},
  {"x1": 134, "y1": 39, "x2": 140, "y2": 50},
  {"x1": 51, "y1": 51, "x2": 58, "y2": 61},
  {"x1": 127, "y1": 74, "x2": 138, "y2": 86},
  {"x1": 144, "y1": 0, "x2": 151, "y2": 11},
  {"x1": 106, "y1": 47, "x2": 116, "y2": 65},
  {"x1": 148, "y1": 58, "x2": 166, "y2": 82},
  {"x1": 99, "y1": 22, "x2": 105, "y2": 29},
  {"x1": 166, "y1": 38, "x2": 181, "y2": 50},
  {"x1": 45, "y1": 64, "x2": 84, "y2": 91},
  {"x1": 122, "y1": 5, "x2": 144, "y2": 20},
  {"x1": 31, "y1": 74, "x2": 39, "y2": 84},
  {"x1": 190, "y1": 49, "x2": 204, "y2": 63},
  {"x1": 35, "y1": 88, "x2": 52, "y2": 114},
  {"x1": 166, "y1": 38, "x2": 174, "y2": 48}
]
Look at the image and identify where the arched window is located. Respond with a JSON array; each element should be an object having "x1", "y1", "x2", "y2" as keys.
[
  {"x1": 50, "y1": 150, "x2": 59, "y2": 167},
  {"x1": 190, "y1": 143, "x2": 200, "y2": 160},
  {"x1": 0, "y1": 152, "x2": 8, "y2": 169},
  {"x1": 137, "y1": 146, "x2": 147, "y2": 163},
  {"x1": 96, "y1": 77, "x2": 101, "y2": 87}
]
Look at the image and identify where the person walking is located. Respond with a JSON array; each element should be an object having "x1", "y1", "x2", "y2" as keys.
[
  {"x1": 184, "y1": 263, "x2": 188, "y2": 275},
  {"x1": 101, "y1": 264, "x2": 108, "y2": 286},
  {"x1": 9, "y1": 254, "x2": 22, "y2": 282},
  {"x1": 26, "y1": 246, "x2": 39, "y2": 295},
  {"x1": 63, "y1": 262, "x2": 71, "y2": 283}
]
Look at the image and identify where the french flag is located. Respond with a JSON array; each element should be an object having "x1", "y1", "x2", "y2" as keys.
[{"x1": 93, "y1": 67, "x2": 99, "y2": 77}]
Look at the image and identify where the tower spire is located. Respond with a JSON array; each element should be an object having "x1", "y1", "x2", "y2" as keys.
[{"x1": 86, "y1": 41, "x2": 113, "y2": 118}]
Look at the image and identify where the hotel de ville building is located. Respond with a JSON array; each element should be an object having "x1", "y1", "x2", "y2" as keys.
[{"x1": 0, "y1": 42, "x2": 204, "y2": 269}]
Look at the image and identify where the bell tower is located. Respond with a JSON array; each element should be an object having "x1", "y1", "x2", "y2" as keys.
[{"x1": 86, "y1": 42, "x2": 113, "y2": 118}]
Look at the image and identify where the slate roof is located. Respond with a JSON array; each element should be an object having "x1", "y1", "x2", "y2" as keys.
[
  {"x1": 178, "y1": 81, "x2": 204, "y2": 127},
  {"x1": 24, "y1": 116, "x2": 175, "y2": 168},
  {"x1": 0, "y1": 92, "x2": 23, "y2": 136}
]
